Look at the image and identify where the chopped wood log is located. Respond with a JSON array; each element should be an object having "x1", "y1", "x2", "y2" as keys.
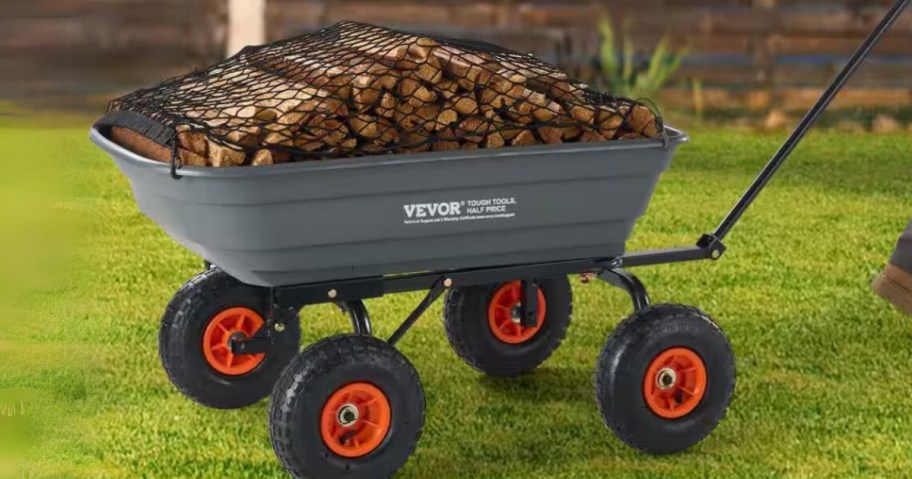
[
  {"x1": 478, "y1": 89, "x2": 511, "y2": 110},
  {"x1": 509, "y1": 129, "x2": 537, "y2": 147},
  {"x1": 568, "y1": 105, "x2": 596, "y2": 124},
  {"x1": 537, "y1": 126, "x2": 563, "y2": 144},
  {"x1": 375, "y1": 92, "x2": 398, "y2": 119},
  {"x1": 596, "y1": 106, "x2": 624, "y2": 138},
  {"x1": 176, "y1": 126, "x2": 208, "y2": 157},
  {"x1": 431, "y1": 46, "x2": 496, "y2": 90},
  {"x1": 432, "y1": 127, "x2": 461, "y2": 151},
  {"x1": 625, "y1": 105, "x2": 659, "y2": 138},
  {"x1": 251, "y1": 149, "x2": 274, "y2": 166},
  {"x1": 295, "y1": 138, "x2": 324, "y2": 152},
  {"x1": 179, "y1": 149, "x2": 208, "y2": 167},
  {"x1": 352, "y1": 65, "x2": 400, "y2": 111},
  {"x1": 561, "y1": 125, "x2": 583, "y2": 141},
  {"x1": 399, "y1": 78, "x2": 437, "y2": 107},
  {"x1": 434, "y1": 108, "x2": 458, "y2": 131},
  {"x1": 263, "y1": 131, "x2": 294, "y2": 147},
  {"x1": 484, "y1": 131, "x2": 505, "y2": 149},
  {"x1": 456, "y1": 116, "x2": 488, "y2": 143},
  {"x1": 378, "y1": 121, "x2": 400, "y2": 144},
  {"x1": 579, "y1": 130, "x2": 607, "y2": 143},
  {"x1": 328, "y1": 137, "x2": 359, "y2": 154},
  {"x1": 225, "y1": 126, "x2": 262, "y2": 147},
  {"x1": 305, "y1": 117, "x2": 350, "y2": 146},
  {"x1": 207, "y1": 138, "x2": 247, "y2": 167},
  {"x1": 350, "y1": 114, "x2": 380, "y2": 139},
  {"x1": 396, "y1": 129, "x2": 432, "y2": 153},
  {"x1": 450, "y1": 94, "x2": 479, "y2": 116},
  {"x1": 412, "y1": 57, "x2": 444, "y2": 84},
  {"x1": 491, "y1": 73, "x2": 527, "y2": 94},
  {"x1": 438, "y1": 79, "x2": 459, "y2": 98}
]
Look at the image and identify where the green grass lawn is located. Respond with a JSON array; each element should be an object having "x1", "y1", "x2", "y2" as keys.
[{"x1": 2, "y1": 124, "x2": 911, "y2": 478}]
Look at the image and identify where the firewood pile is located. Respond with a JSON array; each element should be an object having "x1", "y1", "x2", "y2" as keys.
[{"x1": 105, "y1": 22, "x2": 663, "y2": 168}]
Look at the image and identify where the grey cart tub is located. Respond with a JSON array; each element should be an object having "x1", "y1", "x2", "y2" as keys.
[{"x1": 90, "y1": 126, "x2": 687, "y2": 287}]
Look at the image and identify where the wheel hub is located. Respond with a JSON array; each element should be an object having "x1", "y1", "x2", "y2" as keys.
[
  {"x1": 487, "y1": 281, "x2": 547, "y2": 344},
  {"x1": 337, "y1": 403, "x2": 360, "y2": 427},
  {"x1": 202, "y1": 307, "x2": 266, "y2": 376},
  {"x1": 643, "y1": 347, "x2": 707, "y2": 419},
  {"x1": 320, "y1": 382, "x2": 392, "y2": 458},
  {"x1": 656, "y1": 367, "x2": 677, "y2": 390}
]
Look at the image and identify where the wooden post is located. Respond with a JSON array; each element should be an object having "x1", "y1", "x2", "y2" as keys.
[
  {"x1": 227, "y1": 0, "x2": 266, "y2": 57},
  {"x1": 752, "y1": 0, "x2": 778, "y2": 117}
]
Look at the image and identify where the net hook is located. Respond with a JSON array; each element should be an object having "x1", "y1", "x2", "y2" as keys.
[{"x1": 170, "y1": 146, "x2": 183, "y2": 180}]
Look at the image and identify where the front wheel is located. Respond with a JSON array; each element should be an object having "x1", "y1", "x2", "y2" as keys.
[
  {"x1": 158, "y1": 268, "x2": 301, "y2": 409},
  {"x1": 269, "y1": 334, "x2": 425, "y2": 479},
  {"x1": 594, "y1": 304, "x2": 735, "y2": 454}
]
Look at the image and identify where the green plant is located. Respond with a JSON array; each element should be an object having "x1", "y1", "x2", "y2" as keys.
[{"x1": 597, "y1": 13, "x2": 688, "y2": 100}]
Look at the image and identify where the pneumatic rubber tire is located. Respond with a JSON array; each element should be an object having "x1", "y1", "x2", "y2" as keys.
[
  {"x1": 595, "y1": 304, "x2": 735, "y2": 454},
  {"x1": 270, "y1": 334, "x2": 425, "y2": 479},
  {"x1": 158, "y1": 268, "x2": 301, "y2": 409},
  {"x1": 443, "y1": 276, "x2": 572, "y2": 377}
]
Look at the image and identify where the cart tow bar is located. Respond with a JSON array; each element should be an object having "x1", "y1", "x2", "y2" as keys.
[{"x1": 622, "y1": 0, "x2": 910, "y2": 269}]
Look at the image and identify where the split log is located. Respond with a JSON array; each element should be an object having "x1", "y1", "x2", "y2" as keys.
[
  {"x1": 251, "y1": 149, "x2": 274, "y2": 166},
  {"x1": 484, "y1": 131, "x2": 505, "y2": 149},
  {"x1": 431, "y1": 127, "x2": 461, "y2": 151},
  {"x1": 625, "y1": 105, "x2": 659, "y2": 138},
  {"x1": 509, "y1": 129, "x2": 537, "y2": 147},
  {"x1": 207, "y1": 138, "x2": 247, "y2": 167},
  {"x1": 579, "y1": 130, "x2": 607, "y2": 143},
  {"x1": 456, "y1": 116, "x2": 488, "y2": 143},
  {"x1": 450, "y1": 94, "x2": 479, "y2": 116},
  {"x1": 537, "y1": 126, "x2": 563, "y2": 144}
]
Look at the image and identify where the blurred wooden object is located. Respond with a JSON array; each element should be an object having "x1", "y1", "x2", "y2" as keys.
[{"x1": 227, "y1": 0, "x2": 266, "y2": 57}]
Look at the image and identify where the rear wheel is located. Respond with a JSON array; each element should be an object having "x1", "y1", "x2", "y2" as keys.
[
  {"x1": 594, "y1": 304, "x2": 735, "y2": 454},
  {"x1": 159, "y1": 268, "x2": 301, "y2": 409},
  {"x1": 270, "y1": 334, "x2": 424, "y2": 479},
  {"x1": 443, "y1": 277, "x2": 572, "y2": 377}
]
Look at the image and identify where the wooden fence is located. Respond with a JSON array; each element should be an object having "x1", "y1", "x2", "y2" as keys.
[{"x1": 5, "y1": 0, "x2": 912, "y2": 113}]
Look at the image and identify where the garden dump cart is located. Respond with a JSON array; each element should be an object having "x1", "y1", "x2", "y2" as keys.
[{"x1": 89, "y1": 1, "x2": 909, "y2": 477}]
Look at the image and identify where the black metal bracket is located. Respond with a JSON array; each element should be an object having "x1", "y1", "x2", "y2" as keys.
[
  {"x1": 387, "y1": 277, "x2": 449, "y2": 346},
  {"x1": 519, "y1": 280, "x2": 539, "y2": 328},
  {"x1": 619, "y1": 233, "x2": 726, "y2": 268},
  {"x1": 229, "y1": 333, "x2": 271, "y2": 355},
  {"x1": 599, "y1": 268, "x2": 650, "y2": 311},
  {"x1": 338, "y1": 300, "x2": 372, "y2": 336},
  {"x1": 697, "y1": 233, "x2": 726, "y2": 260},
  {"x1": 230, "y1": 287, "x2": 295, "y2": 355}
]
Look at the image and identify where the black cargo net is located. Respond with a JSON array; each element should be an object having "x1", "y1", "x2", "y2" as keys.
[{"x1": 106, "y1": 21, "x2": 664, "y2": 168}]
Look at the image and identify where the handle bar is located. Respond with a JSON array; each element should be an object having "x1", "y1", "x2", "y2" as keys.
[
  {"x1": 713, "y1": 0, "x2": 911, "y2": 240},
  {"x1": 621, "y1": 0, "x2": 910, "y2": 268}
]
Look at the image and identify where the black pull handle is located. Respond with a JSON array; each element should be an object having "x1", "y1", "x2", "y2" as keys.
[{"x1": 712, "y1": 0, "x2": 911, "y2": 241}]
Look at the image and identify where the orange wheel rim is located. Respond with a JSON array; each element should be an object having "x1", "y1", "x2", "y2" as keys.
[
  {"x1": 320, "y1": 382, "x2": 392, "y2": 458},
  {"x1": 487, "y1": 281, "x2": 546, "y2": 344},
  {"x1": 643, "y1": 347, "x2": 707, "y2": 419},
  {"x1": 202, "y1": 307, "x2": 266, "y2": 376}
]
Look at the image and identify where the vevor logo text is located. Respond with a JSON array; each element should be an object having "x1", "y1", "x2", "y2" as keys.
[{"x1": 403, "y1": 202, "x2": 462, "y2": 218}]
